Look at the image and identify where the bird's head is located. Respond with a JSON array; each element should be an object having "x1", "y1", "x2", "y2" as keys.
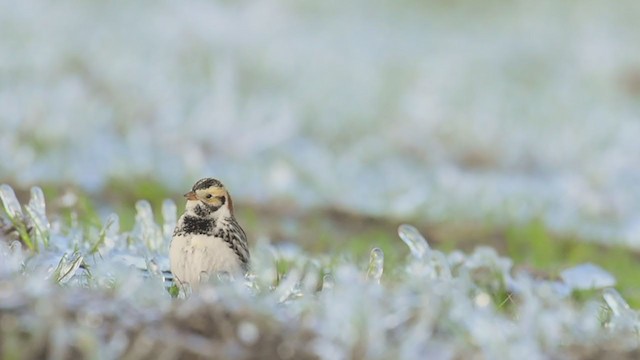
[{"x1": 183, "y1": 177, "x2": 234, "y2": 218}]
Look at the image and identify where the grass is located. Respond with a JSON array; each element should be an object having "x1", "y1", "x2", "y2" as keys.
[
  {"x1": 504, "y1": 220, "x2": 640, "y2": 307},
  {"x1": 8, "y1": 181, "x2": 640, "y2": 307},
  {"x1": 3, "y1": 183, "x2": 640, "y2": 358},
  {"x1": 239, "y1": 203, "x2": 640, "y2": 308}
]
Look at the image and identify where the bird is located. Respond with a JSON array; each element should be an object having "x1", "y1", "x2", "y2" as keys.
[{"x1": 170, "y1": 178, "x2": 250, "y2": 290}]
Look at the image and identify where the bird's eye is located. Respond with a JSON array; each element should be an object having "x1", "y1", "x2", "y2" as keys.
[{"x1": 205, "y1": 194, "x2": 213, "y2": 199}]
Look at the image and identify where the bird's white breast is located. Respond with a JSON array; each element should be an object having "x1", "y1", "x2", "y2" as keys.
[{"x1": 169, "y1": 233, "x2": 243, "y2": 287}]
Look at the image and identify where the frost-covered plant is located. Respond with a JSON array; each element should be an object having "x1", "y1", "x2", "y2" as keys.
[
  {"x1": 0, "y1": 185, "x2": 638, "y2": 359},
  {"x1": 0, "y1": 185, "x2": 49, "y2": 251}
]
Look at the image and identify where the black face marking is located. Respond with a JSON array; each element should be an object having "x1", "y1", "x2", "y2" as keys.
[
  {"x1": 178, "y1": 215, "x2": 214, "y2": 235},
  {"x1": 217, "y1": 196, "x2": 226, "y2": 206},
  {"x1": 192, "y1": 178, "x2": 223, "y2": 191}
]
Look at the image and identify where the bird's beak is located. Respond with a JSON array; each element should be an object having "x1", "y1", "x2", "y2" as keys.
[{"x1": 184, "y1": 191, "x2": 197, "y2": 201}]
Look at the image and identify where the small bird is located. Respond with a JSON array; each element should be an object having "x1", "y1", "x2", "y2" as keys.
[{"x1": 170, "y1": 178, "x2": 250, "y2": 290}]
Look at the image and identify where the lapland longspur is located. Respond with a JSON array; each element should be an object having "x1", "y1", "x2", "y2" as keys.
[{"x1": 170, "y1": 178, "x2": 249, "y2": 289}]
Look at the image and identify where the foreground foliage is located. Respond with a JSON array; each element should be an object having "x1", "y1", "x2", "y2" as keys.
[{"x1": 1, "y1": 185, "x2": 639, "y2": 359}]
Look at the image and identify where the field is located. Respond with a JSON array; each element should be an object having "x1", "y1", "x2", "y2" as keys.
[{"x1": 2, "y1": 0, "x2": 640, "y2": 359}]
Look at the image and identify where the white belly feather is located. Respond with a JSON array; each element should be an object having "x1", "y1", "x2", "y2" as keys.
[{"x1": 169, "y1": 233, "x2": 242, "y2": 287}]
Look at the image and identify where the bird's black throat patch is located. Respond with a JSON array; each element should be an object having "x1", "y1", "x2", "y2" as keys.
[{"x1": 179, "y1": 215, "x2": 214, "y2": 235}]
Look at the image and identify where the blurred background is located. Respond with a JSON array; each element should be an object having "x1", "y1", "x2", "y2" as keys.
[{"x1": 2, "y1": 0, "x2": 640, "y2": 291}]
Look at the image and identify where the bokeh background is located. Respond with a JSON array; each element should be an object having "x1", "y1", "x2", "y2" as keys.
[
  {"x1": 2, "y1": 0, "x2": 640, "y2": 293},
  {"x1": 4, "y1": 2, "x2": 640, "y2": 358}
]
